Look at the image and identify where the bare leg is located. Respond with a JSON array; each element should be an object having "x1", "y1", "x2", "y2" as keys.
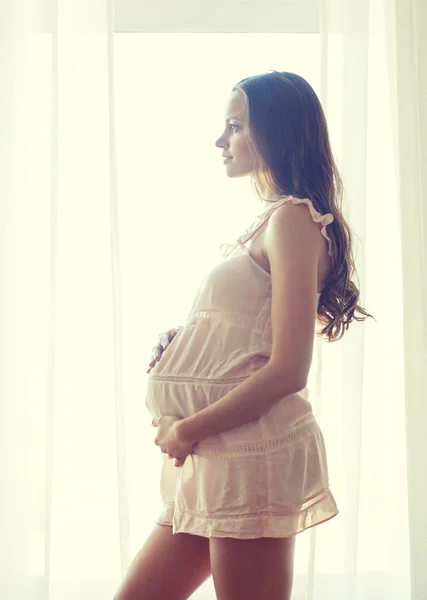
[
  {"x1": 209, "y1": 535, "x2": 296, "y2": 600},
  {"x1": 114, "y1": 524, "x2": 211, "y2": 600}
]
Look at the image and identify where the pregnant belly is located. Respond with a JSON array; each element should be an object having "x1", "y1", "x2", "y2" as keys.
[
  {"x1": 145, "y1": 377, "x2": 313, "y2": 449},
  {"x1": 145, "y1": 377, "x2": 246, "y2": 420}
]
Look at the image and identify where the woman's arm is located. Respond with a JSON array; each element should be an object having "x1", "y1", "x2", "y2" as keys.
[
  {"x1": 176, "y1": 202, "x2": 322, "y2": 444},
  {"x1": 176, "y1": 362, "x2": 303, "y2": 444}
]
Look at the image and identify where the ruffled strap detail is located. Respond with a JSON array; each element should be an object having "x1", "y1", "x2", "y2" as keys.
[
  {"x1": 220, "y1": 195, "x2": 335, "y2": 258},
  {"x1": 284, "y1": 197, "x2": 335, "y2": 258}
]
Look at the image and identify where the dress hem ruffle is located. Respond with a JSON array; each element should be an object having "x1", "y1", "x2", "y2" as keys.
[{"x1": 154, "y1": 489, "x2": 339, "y2": 539}]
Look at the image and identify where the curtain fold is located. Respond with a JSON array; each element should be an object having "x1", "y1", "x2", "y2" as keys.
[
  {"x1": 0, "y1": 1, "x2": 424, "y2": 599},
  {"x1": 1, "y1": 2, "x2": 126, "y2": 598},
  {"x1": 393, "y1": 0, "x2": 427, "y2": 597},
  {"x1": 310, "y1": 0, "x2": 411, "y2": 597}
]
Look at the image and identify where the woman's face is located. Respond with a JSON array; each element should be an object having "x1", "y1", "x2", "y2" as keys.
[{"x1": 215, "y1": 90, "x2": 255, "y2": 178}]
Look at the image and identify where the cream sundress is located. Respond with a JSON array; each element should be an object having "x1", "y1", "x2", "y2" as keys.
[{"x1": 145, "y1": 194, "x2": 339, "y2": 539}]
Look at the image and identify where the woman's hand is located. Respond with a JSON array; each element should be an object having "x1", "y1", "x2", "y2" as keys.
[
  {"x1": 152, "y1": 415, "x2": 195, "y2": 467},
  {"x1": 147, "y1": 327, "x2": 182, "y2": 374}
]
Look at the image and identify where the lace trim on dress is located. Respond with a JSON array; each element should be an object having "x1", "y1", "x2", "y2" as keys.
[
  {"x1": 220, "y1": 196, "x2": 335, "y2": 259},
  {"x1": 191, "y1": 309, "x2": 272, "y2": 332},
  {"x1": 194, "y1": 415, "x2": 319, "y2": 455}
]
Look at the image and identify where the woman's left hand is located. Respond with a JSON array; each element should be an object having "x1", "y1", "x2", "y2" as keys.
[{"x1": 152, "y1": 415, "x2": 195, "y2": 467}]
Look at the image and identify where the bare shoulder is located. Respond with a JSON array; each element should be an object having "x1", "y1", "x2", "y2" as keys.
[{"x1": 264, "y1": 201, "x2": 324, "y2": 259}]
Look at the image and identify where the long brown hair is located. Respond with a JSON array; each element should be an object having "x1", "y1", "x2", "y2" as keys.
[{"x1": 233, "y1": 70, "x2": 376, "y2": 342}]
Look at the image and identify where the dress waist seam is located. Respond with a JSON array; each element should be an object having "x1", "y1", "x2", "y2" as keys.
[
  {"x1": 188, "y1": 309, "x2": 272, "y2": 332},
  {"x1": 148, "y1": 374, "x2": 250, "y2": 385}
]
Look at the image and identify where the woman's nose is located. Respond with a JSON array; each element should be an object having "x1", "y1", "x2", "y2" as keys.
[{"x1": 215, "y1": 138, "x2": 227, "y2": 149}]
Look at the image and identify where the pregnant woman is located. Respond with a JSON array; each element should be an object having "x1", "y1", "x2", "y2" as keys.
[{"x1": 114, "y1": 70, "x2": 374, "y2": 600}]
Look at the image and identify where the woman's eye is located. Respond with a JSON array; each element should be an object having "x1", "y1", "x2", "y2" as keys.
[{"x1": 230, "y1": 124, "x2": 239, "y2": 132}]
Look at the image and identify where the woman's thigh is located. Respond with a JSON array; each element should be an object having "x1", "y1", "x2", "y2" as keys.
[
  {"x1": 209, "y1": 535, "x2": 296, "y2": 600},
  {"x1": 114, "y1": 524, "x2": 211, "y2": 600}
]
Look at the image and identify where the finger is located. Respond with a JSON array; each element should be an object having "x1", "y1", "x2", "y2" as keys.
[
  {"x1": 158, "y1": 334, "x2": 170, "y2": 350},
  {"x1": 166, "y1": 331, "x2": 176, "y2": 348},
  {"x1": 171, "y1": 327, "x2": 182, "y2": 340},
  {"x1": 146, "y1": 359, "x2": 155, "y2": 373},
  {"x1": 152, "y1": 345, "x2": 163, "y2": 361},
  {"x1": 163, "y1": 331, "x2": 175, "y2": 351}
]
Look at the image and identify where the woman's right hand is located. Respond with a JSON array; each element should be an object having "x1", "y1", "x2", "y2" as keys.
[{"x1": 146, "y1": 327, "x2": 182, "y2": 374}]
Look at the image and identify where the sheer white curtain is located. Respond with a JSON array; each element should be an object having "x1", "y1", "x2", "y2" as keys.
[{"x1": 1, "y1": 1, "x2": 425, "y2": 599}]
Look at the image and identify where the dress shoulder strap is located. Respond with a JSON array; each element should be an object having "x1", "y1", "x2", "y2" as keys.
[
  {"x1": 220, "y1": 195, "x2": 335, "y2": 258},
  {"x1": 282, "y1": 196, "x2": 335, "y2": 257}
]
